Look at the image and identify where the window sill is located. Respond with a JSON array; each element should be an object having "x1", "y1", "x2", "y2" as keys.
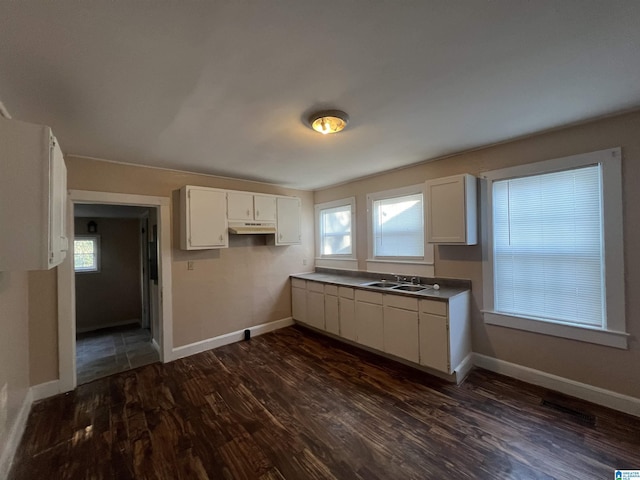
[
  {"x1": 482, "y1": 310, "x2": 628, "y2": 349},
  {"x1": 366, "y1": 259, "x2": 435, "y2": 277},
  {"x1": 315, "y1": 257, "x2": 358, "y2": 270}
]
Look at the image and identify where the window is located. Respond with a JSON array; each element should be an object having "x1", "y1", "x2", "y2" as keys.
[
  {"x1": 74, "y1": 235, "x2": 100, "y2": 273},
  {"x1": 368, "y1": 185, "x2": 425, "y2": 260},
  {"x1": 315, "y1": 198, "x2": 356, "y2": 260},
  {"x1": 482, "y1": 148, "x2": 627, "y2": 348}
]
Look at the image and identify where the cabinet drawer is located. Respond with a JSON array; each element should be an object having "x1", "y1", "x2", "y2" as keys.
[
  {"x1": 291, "y1": 278, "x2": 306, "y2": 289},
  {"x1": 419, "y1": 299, "x2": 447, "y2": 316},
  {"x1": 355, "y1": 290, "x2": 383, "y2": 304},
  {"x1": 384, "y1": 294, "x2": 418, "y2": 311},
  {"x1": 324, "y1": 284, "x2": 338, "y2": 296},
  {"x1": 338, "y1": 287, "x2": 354, "y2": 299},
  {"x1": 307, "y1": 281, "x2": 325, "y2": 293}
]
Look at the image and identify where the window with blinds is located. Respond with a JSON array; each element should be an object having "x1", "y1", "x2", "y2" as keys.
[
  {"x1": 372, "y1": 192, "x2": 424, "y2": 258},
  {"x1": 492, "y1": 165, "x2": 604, "y2": 327},
  {"x1": 319, "y1": 204, "x2": 352, "y2": 256}
]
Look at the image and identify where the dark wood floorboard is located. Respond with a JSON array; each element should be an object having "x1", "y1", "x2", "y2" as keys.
[{"x1": 9, "y1": 325, "x2": 640, "y2": 479}]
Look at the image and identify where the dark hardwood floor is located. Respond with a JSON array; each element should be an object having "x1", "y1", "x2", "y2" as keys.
[{"x1": 9, "y1": 326, "x2": 640, "y2": 479}]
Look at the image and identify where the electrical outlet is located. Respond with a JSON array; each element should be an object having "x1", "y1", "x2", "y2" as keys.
[{"x1": 187, "y1": 261, "x2": 194, "y2": 271}]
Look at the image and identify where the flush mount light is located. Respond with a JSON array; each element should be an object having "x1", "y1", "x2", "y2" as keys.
[{"x1": 308, "y1": 110, "x2": 349, "y2": 135}]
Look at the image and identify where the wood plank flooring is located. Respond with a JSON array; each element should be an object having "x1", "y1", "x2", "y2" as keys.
[{"x1": 9, "y1": 325, "x2": 640, "y2": 479}]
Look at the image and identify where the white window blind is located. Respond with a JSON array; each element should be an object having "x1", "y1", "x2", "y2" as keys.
[
  {"x1": 320, "y1": 204, "x2": 352, "y2": 255},
  {"x1": 373, "y1": 193, "x2": 424, "y2": 258},
  {"x1": 492, "y1": 165, "x2": 604, "y2": 327}
]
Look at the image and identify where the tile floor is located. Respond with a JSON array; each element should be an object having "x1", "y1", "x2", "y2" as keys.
[{"x1": 76, "y1": 323, "x2": 159, "y2": 385}]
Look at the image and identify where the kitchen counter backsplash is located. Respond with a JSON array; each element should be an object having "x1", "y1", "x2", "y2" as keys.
[{"x1": 291, "y1": 267, "x2": 471, "y2": 301}]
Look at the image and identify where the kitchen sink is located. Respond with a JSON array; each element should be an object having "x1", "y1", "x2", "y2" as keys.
[
  {"x1": 361, "y1": 281, "x2": 400, "y2": 288},
  {"x1": 391, "y1": 284, "x2": 430, "y2": 292}
]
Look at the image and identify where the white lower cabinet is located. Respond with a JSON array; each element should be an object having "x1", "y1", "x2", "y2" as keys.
[
  {"x1": 306, "y1": 282, "x2": 326, "y2": 330},
  {"x1": 338, "y1": 287, "x2": 356, "y2": 341},
  {"x1": 383, "y1": 295, "x2": 419, "y2": 364},
  {"x1": 418, "y1": 294, "x2": 471, "y2": 374},
  {"x1": 355, "y1": 290, "x2": 384, "y2": 351},
  {"x1": 291, "y1": 278, "x2": 307, "y2": 324},
  {"x1": 324, "y1": 285, "x2": 340, "y2": 335},
  {"x1": 291, "y1": 279, "x2": 470, "y2": 378}
]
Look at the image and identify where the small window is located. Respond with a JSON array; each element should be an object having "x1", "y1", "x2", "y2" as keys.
[
  {"x1": 315, "y1": 198, "x2": 355, "y2": 258},
  {"x1": 74, "y1": 235, "x2": 100, "y2": 273},
  {"x1": 368, "y1": 186, "x2": 425, "y2": 260}
]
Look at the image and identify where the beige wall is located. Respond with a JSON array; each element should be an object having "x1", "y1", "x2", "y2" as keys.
[
  {"x1": 315, "y1": 110, "x2": 640, "y2": 398},
  {"x1": 0, "y1": 271, "x2": 30, "y2": 465},
  {"x1": 74, "y1": 217, "x2": 141, "y2": 332},
  {"x1": 29, "y1": 158, "x2": 314, "y2": 384},
  {"x1": 28, "y1": 270, "x2": 58, "y2": 385}
]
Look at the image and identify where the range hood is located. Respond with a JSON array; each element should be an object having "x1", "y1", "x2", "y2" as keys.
[{"x1": 228, "y1": 221, "x2": 277, "y2": 235}]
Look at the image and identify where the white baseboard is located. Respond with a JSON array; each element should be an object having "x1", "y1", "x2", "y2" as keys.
[
  {"x1": 473, "y1": 353, "x2": 640, "y2": 417},
  {"x1": 30, "y1": 380, "x2": 61, "y2": 402},
  {"x1": 0, "y1": 388, "x2": 33, "y2": 479},
  {"x1": 454, "y1": 353, "x2": 475, "y2": 384},
  {"x1": 172, "y1": 317, "x2": 294, "y2": 361}
]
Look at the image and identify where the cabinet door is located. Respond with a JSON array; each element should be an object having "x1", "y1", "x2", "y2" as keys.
[
  {"x1": 383, "y1": 307, "x2": 419, "y2": 363},
  {"x1": 187, "y1": 188, "x2": 228, "y2": 248},
  {"x1": 325, "y1": 294, "x2": 339, "y2": 335},
  {"x1": 355, "y1": 301, "x2": 384, "y2": 351},
  {"x1": 276, "y1": 197, "x2": 301, "y2": 245},
  {"x1": 254, "y1": 195, "x2": 277, "y2": 222},
  {"x1": 292, "y1": 286, "x2": 307, "y2": 324},
  {"x1": 339, "y1": 297, "x2": 356, "y2": 341},
  {"x1": 419, "y1": 312, "x2": 450, "y2": 373},
  {"x1": 227, "y1": 192, "x2": 254, "y2": 221},
  {"x1": 49, "y1": 141, "x2": 68, "y2": 267},
  {"x1": 426, "y1": 174, "x2": 477, "y2": 245},
  {"x1": 307, "y1": 290, "x2": 325, "y2": 330}
]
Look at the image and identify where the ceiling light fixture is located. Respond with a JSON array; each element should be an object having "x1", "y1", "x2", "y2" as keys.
[{"x1": 308, "y1": 110, "x2": 349, "y2": 135}]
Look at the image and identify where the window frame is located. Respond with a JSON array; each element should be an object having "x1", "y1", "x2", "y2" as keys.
[
  {"x1": 314, "y1": 197, "x2": 357, "y2": 268},
  {"x1": 366, "y1": 184, "x2": 434, "y2": 271},
  {"x1": 481, "y1": 148, "x2": 627, "y2": 349},
  {"x1": 74, "y1": 234, "x2": 101, "y2": 274}
]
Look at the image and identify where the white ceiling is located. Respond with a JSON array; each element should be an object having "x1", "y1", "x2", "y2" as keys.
[{"x1": 1, "y1": 1, "x2": 639, "y2": 190}]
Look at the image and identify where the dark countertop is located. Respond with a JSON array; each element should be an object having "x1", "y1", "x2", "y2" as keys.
[{"x1": 290, "y1": 271, "x2": 470, "y2": 302}]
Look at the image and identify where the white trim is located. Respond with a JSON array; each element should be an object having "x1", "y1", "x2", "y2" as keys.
[
  {"x1": 172, "y1": 317, "x2": 294, "y2": 361},
  {"x1": 315, "y1": 258, "x2": 358, "y2": 270},
  {"x1": 473, "y1": 353, "x2": 640, "y2": 417},
  {"x1": 58, "y1": 190, "x2": 173, "y2": 394},
  {"x1": 454, "y1": 353, "x2": 475, "y2": 384},
  {"x1": 481, "y1": 148, "x2": 626, "y2": 346},
  {"x1": 0, "y1": 389, "x2": 32, "y2": 479},
  {"x1": 366, "y1": 260, "x2": 435, "y2": 278},
  {"x1": 483, "y1": 310, "x2": 629, "y2": 349},
  {"x1": 30, "y1": 380, "x2": 61, "y2": 402}
]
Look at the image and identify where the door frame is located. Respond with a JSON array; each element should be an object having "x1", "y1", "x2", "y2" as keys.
[{"x1": 58, "y1": 190, "x2": 173, "y2": 393}]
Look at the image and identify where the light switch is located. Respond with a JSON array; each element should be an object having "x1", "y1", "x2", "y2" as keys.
[{"x1": 187, "y1": 261, "x2": 194, "y2": 270}]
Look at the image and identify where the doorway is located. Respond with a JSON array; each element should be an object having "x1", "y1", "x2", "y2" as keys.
[
  {"x1": 73, "y1": 204, "x2": 158, "y2": 384},
  {"x1": 57, "y1": 191, "x2": 173, "y2": 393}
]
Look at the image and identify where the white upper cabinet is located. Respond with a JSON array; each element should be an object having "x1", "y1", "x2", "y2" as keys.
[
  {"x1": 227, "y1": 191, "x2": 254, "y2": 221},
  {"x1": 180, "y1": 186, "x2": 228, "y2": 250},
  {"x1": 426, "y1": 173, "x2": 477, "y2": 245},
  {"x1": 276, "y1": 196, "x2": 301, "y2": 245},
  {"x1": 227, "y1": 192, "x2": 277, "y2": 222},
  {"x1": 0, "y1": 118, "x2": 68, "y2": 271},
  {"x1": 254, "y1": 195, "x2": 277, "y2": 222}
]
